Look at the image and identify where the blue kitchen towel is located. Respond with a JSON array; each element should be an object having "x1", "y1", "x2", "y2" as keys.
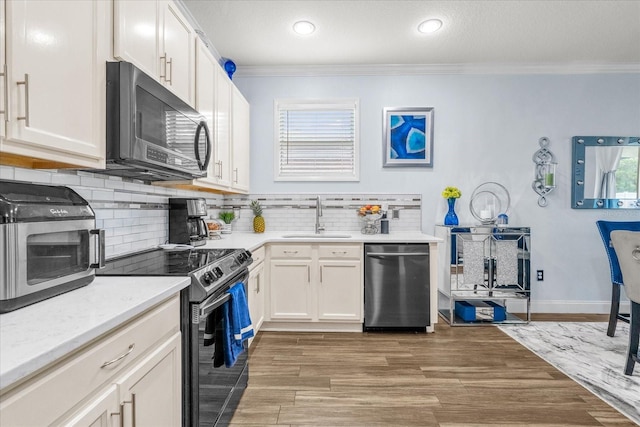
[
  {"x1": 229, "y1": 282, "x2": 254, "y2": 341},
  {"x1": 222, "y1": 282, "x2": 254, "y2": 368}
]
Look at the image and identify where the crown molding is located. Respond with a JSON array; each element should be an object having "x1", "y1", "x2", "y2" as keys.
[{"x1": 235, "y1": 62, "x2": 640, "y2": 78}]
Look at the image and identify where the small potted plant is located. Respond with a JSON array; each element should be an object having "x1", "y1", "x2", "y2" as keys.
[{"x1": 218, "y1": 211, "x2": 235, "y2": 234}]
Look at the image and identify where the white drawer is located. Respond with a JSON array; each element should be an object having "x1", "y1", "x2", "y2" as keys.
[
  {"x1": 0, "y1": 296, "x2": 180, "y2": 426},
  {"x1": 251, "y1": 246, "x2": 265, "y2": 265},
  {"x1": 318, "y1": 244, "x2": 362, "y2": 260},
  {"x1": 270, "y1": 244, "x2": 312, "y2": 259}
]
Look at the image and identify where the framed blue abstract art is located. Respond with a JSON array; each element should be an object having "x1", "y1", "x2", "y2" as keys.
[{"x1": 383, "y1": 107, "x2": 434, "y2": 167}]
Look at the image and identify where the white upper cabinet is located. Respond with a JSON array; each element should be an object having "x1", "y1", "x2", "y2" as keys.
[
  {"x1": 1, "y1": 0, "x2": 6, "y2": 141},
  {"x1": 193, "y1": 37, "x2": 219, "y2": 188},
  {"x1": 231, "y1": 85, "x2": 250, "y2": 193},
  {"x1": 155, "y1": 38, "x2": 251, "y2": 195},
  {"x1": 214, "y1": 64, "x2": 232, "y2": 188},
  {"x1": 160, "y1": 0, "x2": 194, "y2": 105},
  {"x1": 114, "y1": 0, "x2": 195, "y2": 106},
  {"x1": 112, "y1": 0, "x2": 159, "y2": 79},
  {"x1": 0, "y1": 0, "x2": 108, "y2": 169}
]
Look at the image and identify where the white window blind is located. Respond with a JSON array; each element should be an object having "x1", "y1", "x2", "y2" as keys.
[{"x1": 275, "y1": 99, "x2": 359, "y2": 181}]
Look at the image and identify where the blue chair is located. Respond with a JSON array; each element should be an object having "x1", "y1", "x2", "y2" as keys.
[
  {"x1": 596, "y1": 221, "x2": 640, "y2": 337},
  {"x1": 610, "y1": 230, "x2": 640, "y2": 375}
]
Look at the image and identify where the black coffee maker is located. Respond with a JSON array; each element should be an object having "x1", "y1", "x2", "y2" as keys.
[{"x1": 169, "y1": 198, "x2": 208, "y2": 246}]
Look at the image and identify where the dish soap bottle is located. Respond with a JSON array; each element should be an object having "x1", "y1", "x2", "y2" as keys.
[{"x1": 380, "y1": 211, "x2": 389, "y2": 234}]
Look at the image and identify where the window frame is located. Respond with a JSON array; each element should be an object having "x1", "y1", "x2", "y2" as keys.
[{"x1": 273, "y1": 98, "x2": 360, "y2": 182}]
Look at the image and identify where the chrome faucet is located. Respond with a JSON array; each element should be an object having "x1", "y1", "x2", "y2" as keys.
[{"x1": 315, "y1": 196, "x2": 325, "y2": 234}]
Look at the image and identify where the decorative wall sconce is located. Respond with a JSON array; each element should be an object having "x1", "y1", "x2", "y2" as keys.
[{"x1": 532, "y1": 137, "x2": 557, "y2": 207}]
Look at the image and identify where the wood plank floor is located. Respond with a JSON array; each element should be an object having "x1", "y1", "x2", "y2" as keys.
[{"x1": 230, "y1": 315, "x2": 636, "y2": 426}]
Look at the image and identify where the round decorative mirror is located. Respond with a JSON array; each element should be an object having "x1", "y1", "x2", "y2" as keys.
[{"x1": 469, "y1": 182, "x2": 511, "y2": 225}]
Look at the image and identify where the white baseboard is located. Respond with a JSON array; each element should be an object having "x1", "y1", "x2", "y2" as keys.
[{"x1": 531, "y1": 300, "x2": 630, "y2": 314}]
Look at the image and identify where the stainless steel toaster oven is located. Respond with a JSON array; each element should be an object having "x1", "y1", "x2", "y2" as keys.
[{"x1": 0, "y1": 180, "x2": 104, "y2": 313}]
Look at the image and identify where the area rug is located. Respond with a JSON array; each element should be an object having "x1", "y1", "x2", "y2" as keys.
[{"x1": 498, "y1": 322, "x2": 640, "y2": 425}]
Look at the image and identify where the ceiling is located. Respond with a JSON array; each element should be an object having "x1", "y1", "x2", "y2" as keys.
[{"x1": 180, "y1": 0, "x2": 640, "y2": 74}]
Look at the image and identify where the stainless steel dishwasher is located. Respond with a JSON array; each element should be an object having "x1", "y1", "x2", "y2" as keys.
[{"x1": 364, "y1": 243, "x2": 430, "y2": 331}]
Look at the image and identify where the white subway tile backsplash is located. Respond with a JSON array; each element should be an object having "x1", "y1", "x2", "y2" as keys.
[
  {"x1": 91, "y1": 190, "x2": 115, "y2": 201},
  {"x1": 50, "y1": 172, "x2": 81, "y2": 186},
  {"x1": 79, "y1": 175, "x2": 105, "y2": 188},
  {"x1": 0, "y1": 167, "x2": 15, "y2": 180},
  {"x1": 2, "y1": 166, "x2": 422, "y2": 258},
  {"x1": 13, "y1": 168, "x2": 52, "y2": 183}
]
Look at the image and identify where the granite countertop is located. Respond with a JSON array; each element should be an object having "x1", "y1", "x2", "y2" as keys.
[
  {"x1": 0, "y1": 276, "x2": 190, "y2": 391},
  {"x1": 200, "y1": 231, "x2": 442, "y2": 251}
]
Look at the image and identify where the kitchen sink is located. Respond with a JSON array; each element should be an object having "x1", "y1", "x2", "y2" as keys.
[{"x1": 281, "y1": 233, "x2": 352, "y2": 239}]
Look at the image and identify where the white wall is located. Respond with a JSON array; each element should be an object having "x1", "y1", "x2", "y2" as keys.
[{"x1": 234, "y1": 72, "x2": 640, "y2": 313}]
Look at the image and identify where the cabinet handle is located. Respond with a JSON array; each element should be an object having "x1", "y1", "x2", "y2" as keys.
[
  {"x1": 216, "y1": 160, "x2": 223, "y2": 179},
  {"x1": 283, "y1": 250, "x2": 298, "y2": 255},
  {"x1": 121, "y1": 393, "x2": 136, "y2": 427},
  {"x1": 320, "y1": 266, "x2": 323, "y2": 283},
  {"x1": 332, "y1": 251, "x2": 347, "y2": 255},
  {"x1": 0, "y1": 64, "x2": 7, "y2": 118},
  {"x1": 131, "y1": 393, "x2": 137, "y2": 427},
  {"x1": 110, "y1": 411, "x2": 121, "y2": 425},
  {"x1": 16, "y1": 74, "x2": 29, "y2": 126},
  {"x1": 166, "y1": 58, "x2": 173, "y2": 85},
  {"x1": 101, "y1": 343, "x2": 135, "y2": 368},
  {"x1": 160, "y1": 54, "x2": 167, "y2": 81},
  {"x1": 256, "y1": 274, "x2": 260, "y2": 293},
  {"x1": 234, "y1": 168, "x2": 239, "y2": 183},
  {"x1": 307, "y1": 266, "x2": 310, "y2": 282}
]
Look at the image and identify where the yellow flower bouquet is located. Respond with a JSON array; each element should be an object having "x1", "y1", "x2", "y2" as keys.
[{"x1": 442, "y1": 186, "x2": 461, "y2": 199}]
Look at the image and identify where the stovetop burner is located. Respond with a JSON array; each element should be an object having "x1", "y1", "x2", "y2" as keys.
[
  {"x1": 97, "y1": 247, "x2": 253, "y2": 302},
  {"x1": 97, "y1": 248, "x2": 237, "y2": 276}
]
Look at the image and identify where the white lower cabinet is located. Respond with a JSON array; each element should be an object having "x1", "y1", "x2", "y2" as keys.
[
  {"x1": 0, "y1": 295, "x2": 182, "y2": 427},
  {"x1": 114, "y1": 332, "x2": 181, "y2": 427},
  {"x1": 247, "y1": 246, "x2": 265, "y2": 347},
  {"x1": 317, "y1": 261, "x2": 362, "y2": 321},
  {"x1": 266, "y1": 243, "x2": 363, "y2": 330},
  {"x1": 56, "y1": 385, "x2": 119, "y2": 427},
  {"x1": 269, "y1": 260, "x2": 314, "y2": 320}
]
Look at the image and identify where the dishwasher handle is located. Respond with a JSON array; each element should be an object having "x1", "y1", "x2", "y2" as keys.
[{"x1": 366, "y1": 252, "x2": 429, "y2": 257}]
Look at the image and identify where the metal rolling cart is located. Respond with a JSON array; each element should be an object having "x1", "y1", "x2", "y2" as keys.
[{"x1": 435, "y1": 225, "x2": 531, "y2": 326}]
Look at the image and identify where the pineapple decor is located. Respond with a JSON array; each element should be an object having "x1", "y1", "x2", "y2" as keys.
[{"x1": 250, "y1": 200, "x2": 265, "y2": 233}]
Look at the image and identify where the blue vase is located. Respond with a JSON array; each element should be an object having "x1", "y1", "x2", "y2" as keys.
[
  {"x1": 444, "y1": 198, "x2": 459, "y2": 226},
  {"x1": 223, "y1": 59, "x2": 236, "y2": 80}
]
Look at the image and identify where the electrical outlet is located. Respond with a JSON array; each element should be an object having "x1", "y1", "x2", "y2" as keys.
[{"x1": 536, "y1": 270, "x2": 544, "y2": 281}]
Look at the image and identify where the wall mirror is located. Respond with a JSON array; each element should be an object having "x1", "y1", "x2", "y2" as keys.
[{"x1": 572, "y1": 136, "x2": 640, "y2": 209}]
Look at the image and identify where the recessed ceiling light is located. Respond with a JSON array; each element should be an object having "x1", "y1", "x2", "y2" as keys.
[
  {"x1": 418, "y1": 19, "x2": 443, "y2": 34},
  {"x1": 293, "y1": 20, "x2": 316, "y2": 35}
]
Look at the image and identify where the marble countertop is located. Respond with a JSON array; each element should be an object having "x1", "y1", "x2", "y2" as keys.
[
  {"x1": 200, "y1": 231, "x2": 442, "y2": 252},
  {"x1": 0, "y1": 231, "x2": 439, "y2": 391},
  {"x1": 0, "y1": 276, "x2": 190, "y2": 391}
]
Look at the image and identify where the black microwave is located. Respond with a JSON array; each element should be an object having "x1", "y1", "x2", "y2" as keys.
[{"x1": 103, "y1": 61, "x2": 211, "y2": 181}]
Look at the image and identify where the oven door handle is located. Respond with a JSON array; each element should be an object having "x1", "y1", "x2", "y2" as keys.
[
  {"x1": 198, "y1": 292, "x2": 231, "y2": 319},
  {"x1": 195, "y1": 270, "x2": 250, "y2": 321}
]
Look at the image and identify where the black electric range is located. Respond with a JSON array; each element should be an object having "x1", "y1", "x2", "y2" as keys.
[{"x1": 97, "y1": 247, "x2": 254, "y2": 427}]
